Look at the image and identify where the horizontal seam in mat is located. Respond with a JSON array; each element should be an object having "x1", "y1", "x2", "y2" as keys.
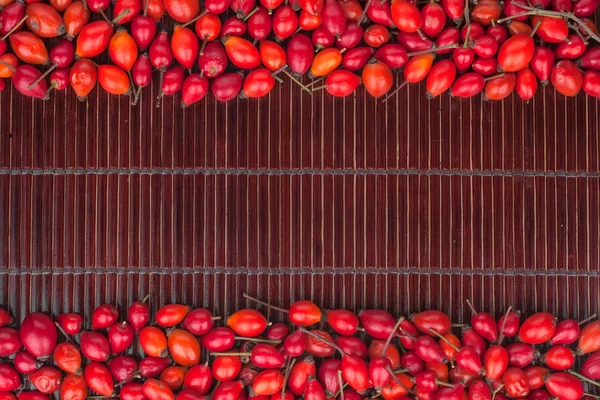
[
  {"x1": 1, "y1": 168, "x2": 599, "y2": 178},
  {"x1": 0, "y1": 267, "x2": 598, "y2": 277}
]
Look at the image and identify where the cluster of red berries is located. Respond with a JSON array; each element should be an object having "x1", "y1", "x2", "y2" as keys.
[
  {"x1": 1, "y1": 295, "x2": 600, "y2": 400},
  {"x1": 0, "y1": 0, "x2": 598, "y2": 103}
]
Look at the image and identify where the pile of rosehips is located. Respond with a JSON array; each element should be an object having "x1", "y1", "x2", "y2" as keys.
[
  {"x1": 1, "y1": 296, "x2": 600, "y2": 400},
  {"x1": 0, "y1": 0, "x2": 598, "y2": 103}
]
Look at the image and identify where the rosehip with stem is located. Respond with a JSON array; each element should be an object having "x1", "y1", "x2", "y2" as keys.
[
  {"x1": 450, "y1": 72, "x2": 485, "y2": 98},
  {"x1": 223, "y1": 36, "x2": 262, "y2": 70},
  {"x1": 583, "y1": 70, "x2": 600, "y2": 98},
  {"x1": 160, "y1": 365, "x2": 187, "y2": 390},
  {"x1": 108, "y1": 321, "x2": 135, "y2": 355},
  {"x1": 198, "y1": 41, "x2": 228, "y2": 78},
  {"x1": 462, "y1": 327, "x2": 487, "y2": 356},
  {"x1": 453, "y1": 27, "x2": 475, "y2": 73},
  {"x1": 322, "y1": 0, "x2": 346, "y2": 38},
  {"x1": 127, "y1": 297, "x2": 150, "y2": 334},
  {"x1": 358, "y1": 310, "x2": 396, "y2": 339},
  {"x1": 113, "y1": 0, "x2": 141, "y2": 24},
  {"x1": 343, "y1": 47, "x2": 373, "y2": 71},
  {"x1": 577, "y1": 47, "x2": 600, "y2": 71},
  {"x1": 98, "y1": 64, "x2": 131, "y2": 95},
  {"x1": 337, "y1": 23, "x2": 363, "y2": 50},
  {"x1": 483, "y1": 345, "x2": 508, "y2": 381},
  {"x1": 470, "y1": 0, "x2": 501, "y2": 26},
  {"x1": 483, "y1": 73, "x2": 516, "y2": 101},
  {"x1": 131, "y1": 54, "x2": 151, "y2": 102},
  {"x1": 340, "y1": 0, "x2": 362, "y2": 22},
  {"x1": 139, "y1": 326, "x2": 168, "y2": 358},
  {"x1": 273, "y1": 5, "x2": 298, "y2": 41},
  {"x1": 503, "y1": 368, "x2": 530, "y2": 398},
  {"x1": 555, "y1": 33, "x2": 587, "y2": 60},
  {"x1": 414, "y1": 335, "x2": 446, "y2": 363},
  {"x1": 53, "y1": 342, "x2": 82, "y2": 374},
  {"x1": 546, "y1": 373, "x2": 583, "y2": 400},
  {"x1": 20, "y1": 313, "x2": 57, "y2": 359},
  {"x1": 497, "y1": 307, "x2": 521, "y2": 343},
  {"x1": 435, "y1": 27, "x2": 460, "y2": 54},
  {"x1": 260, "y1": 40, "x2": 286, "y2": 71},
  {"x1": 211, "y1": 72, "x2": 243, "y2": 101},
  {"x1": 25, "y1": 3, "x2": 65, "y2": 38},
  {"x1": 551, "y1": 60, "x2": 583, "y2": 97},
  {"x1": 577, "y1": 320, "x2": 600, "y2": 355},
  {"x1": 468, "y1": 380, "x2": 491, "y2": 400},
  {"x1": 253, "y1": 370, "x2": 285, "y2": 396},
  {"x1": 163, "y1": 0, "x2": 199, "y2": 23},
  {"x1": 9, "y1": 32, "x2": 48, "y2": 65},
  {"x1": 63, "y1": 1, "x2": 89, "y2": 39},
  {"x1": 30, "y1": 366, "x2": 62, "y2": 394},
  {"x1": 184, "y1": 363, "x2": 213, "y2": 394},
  {"x1": 0, "y1": 327, "x2": 20, "y2": 357},
  {"x1": 401, "y1": 351, "x2": 425, "y2": 375},
  {"x1": 487, "y1": 25, "x2": 508, "y2": 46},
  {"x1": 0, "y1": 3, "x2": 26, "y2": 37},
  {"x1": 130, "y1": 15, "x2": 157, "y2": 50},
  {"x1": 318, "y1": 358, "x2": 343, "y2": 396},
  {"x1": 440, "y1": 0, "x2": 463, "y2": 23},
  {"x1": 171, "y1": 25, "x2": 199, "y2": 70},
  {"x1": 69, "y1": 58, "x2": 96, "y2": 100},
  {"x1": 531, "y1": 47, "x2": 555, "y2": 86},
  {"x1": 247, "y1": 7, "x2": 272, "y2": 41},
  {"x1": 230, "y1": 0, "x2": 256, "y2": 18},
  {"x1": 403, "y1": 51, "x2": 434, "y2": 84},
  {"x1": 108, "y1": 355, "x2": 138, "y2": 382},
  {"x1": 525, "y1": 366, "x2": 547, "y2": 389},
  {"x1": 374, "y1": 43, "x2": 408, "y2": 70},
  {"x1": 222, "y1": 16, "x2": 247, "y2": 36},
  {"x1": 313, "y1": 26, "x2": 335, "y2": 51},
  {"x1": 498, "y1": 33, "x2": 534, "y2": 73},
  {"x1": 414, "y1": 371, "x2": 454, "y2": 392},
  {"x1": 56, "y1": 313, "x2": 83, "y2": 336},
  {"x1": 139, "y1": 356, "x2": 172, "y2": 378},
  {"x1": 364, "y1": 24, "x2": 391, "y2": 48},
  {"x1": 550, "y1": 315, "x2": 597, "y2": 346},
  {"x1": 299, "y1": 9, "x2": 322, "y2": 30},
  {"x1": 85, "y1": 362, "x2": 114, "y2": 396},
  {"x1": 471, "y1": 35, "x2": 498, "y2": 59},
  {"x1": 14, "y1": 350, "x2": 40, "y2": 374},
  {"x1": 143, "y1": 378, "x2": 175, "y2": 400},
  {"x1": 506, "y1": 343, "x2": 539, "y2": 368},
  {"x1": 60, "y1": 373, "x2": 88, "y2": 400},
  {"x1": 0, "y1": 364, "x2": 20, "y2": 391},
  {"x1": 362, "y1": 57, "x2": 393, "y2": 99},
  {"x1": 287, "y1": 33, "x2": 314, "y2": 76},
  {"x1": 531, "y1": 16, "x2": 568, "y2": 43}
]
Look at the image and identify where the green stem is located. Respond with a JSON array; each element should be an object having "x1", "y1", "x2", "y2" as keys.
[
  {"x1": 567, "y1": 370, "x2": 600, "y2": 388},
  {"x1": 406, "y1": 44, "x2": 458, "y2": 57},
  {"x1": 429, "y1": 328, "x2": 460, "y2": 352},
  {"x1": 299, "y1": 328, "x2": 344, "y2": 354},
  {"x1": 496, "y1": 305, "x2": 513, "y2": 345},
  {"x1": 1, "y1": 15, "x2": 28, "y2": 41},
  {"x1": 283, "y1": 69, "x2": 312, "y2": 94},
  {"x1": 382, "y1": 317, "x2": 405, "y2": 356},
  {"x1": 579, "y1": 314, "x2": 597, "y2": 325},
  {"x1": 243, "y1": 293, "x2": 289, "y2": 313},
  {"x1": 381, "y1": 80, "x2": 408, "y2": 103}
]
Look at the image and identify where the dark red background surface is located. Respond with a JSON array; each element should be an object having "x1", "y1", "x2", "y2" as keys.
[{"x1": 0, "y1": 69, "x2": 599, "y2": 323}]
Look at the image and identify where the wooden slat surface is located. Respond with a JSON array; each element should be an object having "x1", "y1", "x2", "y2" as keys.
[{"x1": 0, "y1": 69, "x2": 599, "y2": 318}]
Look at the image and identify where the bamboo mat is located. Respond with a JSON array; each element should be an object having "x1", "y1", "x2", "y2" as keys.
[{"x1": 0, "y1": 70, "x2": 599, "y2": 318}]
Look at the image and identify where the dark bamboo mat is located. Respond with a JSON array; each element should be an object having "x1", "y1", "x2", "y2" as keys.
[{"x1": 0, "y1": 67, "x2": 599, "y2": 317}]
